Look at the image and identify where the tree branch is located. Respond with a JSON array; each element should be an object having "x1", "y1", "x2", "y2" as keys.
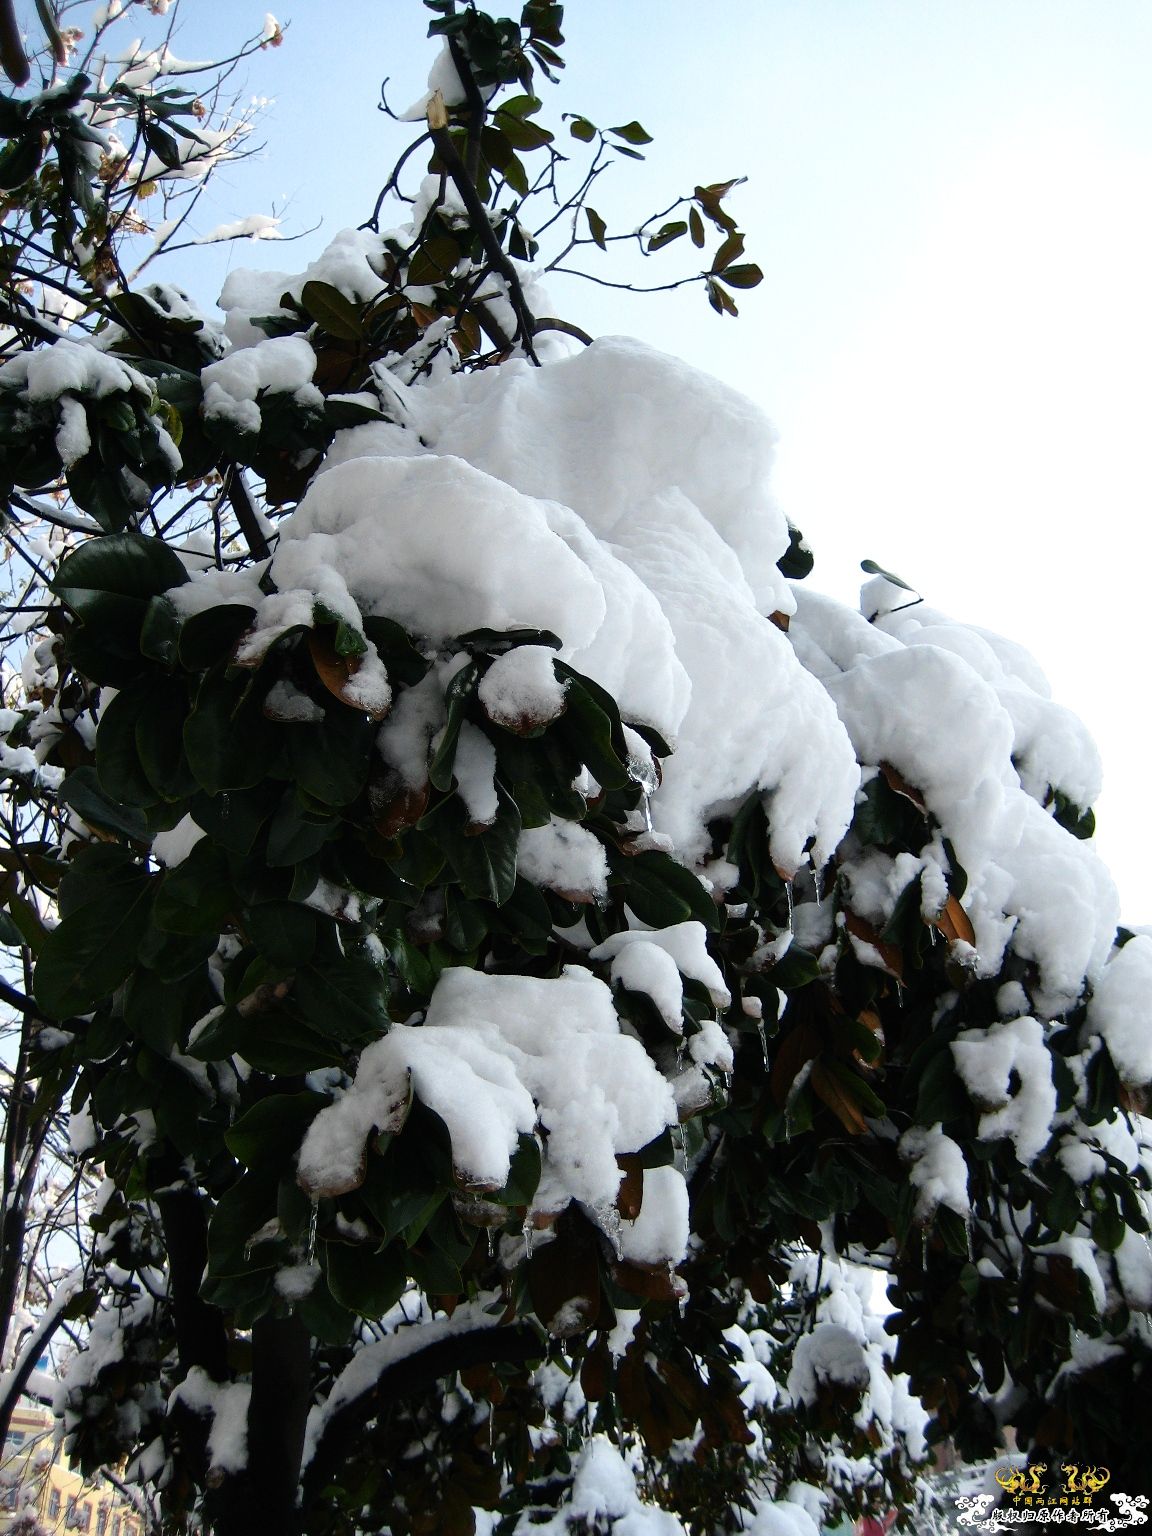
[
  {"x1": 426, "y1": 98, "x2": 539, "y2": 365},
  {"x1": 303, "y1": 1319, "x2": 543, "y2": 1497}
]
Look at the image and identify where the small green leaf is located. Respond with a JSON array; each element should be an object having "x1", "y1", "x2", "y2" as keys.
[
  {"x1": 567, "y1": 115, "x2": 597, "y2": 142},
  {"x1": 609, "y1": 120, "x2": 653, "y2": 145},
  {"x1": 860, "y1": 559, "x2": 915, "y2": 592},
  {"x1": 585, "y1": 207, "x2": 607, "y2": 250},
  {"x1": 299, "y1": 280, "x2": 363, "y2": 342},
  {"x1": 721, "y1": 263, "x2": 763, "y2": 289},
  {"x1": 647, "y1": 220, "x2": 687, "y2": 253},
  {"x1": 710, "y1": 232, "x2": 745, "y2": 274}
]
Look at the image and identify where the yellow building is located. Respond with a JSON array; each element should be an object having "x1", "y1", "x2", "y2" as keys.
[{"x1": 0, "y1": 1403, "x2": 143, "y2": 1536}]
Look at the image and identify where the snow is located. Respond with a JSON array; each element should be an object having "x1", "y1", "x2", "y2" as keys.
[
  {"x1": 197, "y1": 213, "x2": 282, "y2": 244},
  {"x1": 515, "y1": 1436, "x2": 686, "y2": 1536},
  {"x1": 151, "y1": 813, "x2": 205, "y2": 867},
  {"x1": 617, "y1": 1164, "x2": 690, "y2": 1265},
  {"x1": 401, "y1": 44, "x2": 470, "y2": 121},
  {"x1": 171, "y1": 1368, "x2": 251, "y2": 1474},
  {"x1": 302, "y1": 1299, "x2": 501, "y2": 1469},
  {"x1": 517, "y1": 817, "x2": 609, "y2": 902},
  {"x1": 1086, "y1": 934, "x2": 1152, "y2": 1085},
  {"x1": 590, "y1": 923, "x2": 731, "y2": 1009},
  {"x1": 742, "y1": 1502, "x2": 821, "y2": 1536},
  {"x1": 951, "y1": 1015, "x2": 1057, "y2": 1164},
  {"x1": 818, "y1": 629, "x2": 1118, "y2": 1011},
  {"x1": 264, "y1": 678, "x2": 326, "y2": 723},
  {"x1": 600, "y1": 939, "x2": 686, "y2": 1032},
  {"x1": 478, "y1": 644, "x2": 568, "y2": 730},
  {"x1": 263, "y1": 454, "x2": 608, "y2": 648},
  {"x1": 787, "y1": 1322, "x2": 870, "y2": 1407},
  {"x1": 899, "y1": 1122, "x2": 971, "y2": 1220},
  {"x1": 0, "y1": 338, "x2": 146, "y2": 403},
  {"x1": 297, "y1": 967, "x2": 680, "y2": 1221},
  {"x1": 200, "y1": 334, "x2": 322, "y2": 434},
  {"x1": 450, "y1": 721, "x2": 499, "y2": 825}
]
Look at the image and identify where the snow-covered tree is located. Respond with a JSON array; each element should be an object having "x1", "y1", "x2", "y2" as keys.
[{"x1": 1, "y1": 4, "x2": 1150, "y2": 1534}]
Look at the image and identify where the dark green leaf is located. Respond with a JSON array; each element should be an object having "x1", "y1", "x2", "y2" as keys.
[
  {"x1": 325, "y1": 1240, "x2": 407, "y2": 1317},
  {"x1": 647, "y1": 220, "x2": 687, "y2": 252},
  {"x1": 60, "y1": 767, "x2": 150, "y2": 843},
  {"x1": 139, "y1": 594, "x2": 182, "y2": 666},
  {"x1": 153, "y1": 840, "x2": 234, "y2": 935},
  {"x1": 225, "y1": 1092, "x2": 327, "y2": 1169},
  {"x1": 245, "y1": 900, "x2": 319, "y2": 965},
  {"x1": 52, "y1": 532, "x2": 188, "y2": 604},
  {"x1": 184, "y1": 673, "x2": 279, "y2": 794},
  {"x1": 432, "y1": 791, "x2": 521, "y2": 906},
  {"x1": 613, "y1": 850, "x2": 718, "y2": 932},
  {"x1": 178, "y1": 605, "x2": 257, "y2": 671},
  {"x1": 96, "y1": 686, "x2": 161, "y2": 808},
  {"x1": 428, "y1": 661, "x2": 480, "y2": 792},
  {"x1": 293, "y1": 945, "x2": 390, "y2": 1041},
  {"x1": 285, "y1": 707, "x2": 373, "y2": 807},
  {"x1": 35, "y1": 863, "x2": 153, "y2": 1015}
]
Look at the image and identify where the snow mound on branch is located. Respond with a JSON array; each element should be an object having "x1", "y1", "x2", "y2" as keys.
[
  {"x1": 297, "y1": 966, "x2": 682, "y2": 1233},
  {"x1": 479, "y1": 644, "x2": 568, "y2": 728},
  {"x1": 742, "y1": 1502, "x2": 821, "y2": 1536},
  {"x1": 1087, "y1": 934, "x2": 1152, "y2": 1086},
  {"x1": 874, "y1": 597, "x2": 1102, "y2": 814},
  {"x1": 270, "y1": 454, "x2": 608, "y2": 651},
  {"x1": 411, "y1": 336, "x2": 794, "y2": 616},
  {"x1": 177, "y1": 328, "x2": 860, "y2": 870},
  {"x1": 787, "y1": 1323, "x2": 870, "y2": 1406},
  {"x1": 218, "y1": 227, "x2": 391, "y2": 348},
  {"x1": 951, "y1": 1015, "x2": 1057, "y2": 1164},
  {"x1": 803, "y1": 618, "x2": 1118, "y2": 1011},
  {"x1": 517, "y1": 817, "x2": 609, "y2": 902},
  {"x1": 899, "y1": 1122, "x2": 971, "y2": 1220},
  {"x1": 200, "y1": 334, "x2": 322, "y2": 434},
  {"x1": 518, "y1": 1436, "x2": 688, "y2": 1535}
]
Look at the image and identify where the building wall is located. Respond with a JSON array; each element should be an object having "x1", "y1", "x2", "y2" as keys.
[{"x1": 1, "y1": 1405, "x2": 143, "y2": 1536}]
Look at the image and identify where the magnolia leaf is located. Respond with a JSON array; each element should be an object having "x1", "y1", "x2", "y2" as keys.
[{"x1": 586, "y1": 207, "x2": 607, "y2": 250}]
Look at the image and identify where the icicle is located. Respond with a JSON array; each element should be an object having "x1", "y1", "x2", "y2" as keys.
[
  {"x1": 813, "y1": 865, "x2": 824, "y2": 908},
  {"x1": 628, "y1": 749, "x2": 658, "y2": 834},
  {"x1": 598, "y1": 1203, "x2": 624, "y2": 1260},
  {"x1": 671, "y1": 1121, "x2": 686, "y2": 1172},
  {"x1": 920, "y1": 1228, "x2": 929, "y2": 1271},
  {"x1": 486, "y1": 1228, "x2": 496, "y2": 1260},
  {"x1": 964, "y1": 1215, "x2": 974, "y2": 1263},
  {"x1": 521, "y1": 1214, "x2": 534, "y2": 1258},
  {"x1": 305, "y1": 1198, "x2": 319, "y2": 1265},
  {"x1": 674, "y1": 1043, "x2": 685, "y2": 1073},
  {"x1": 784, "y1": 878, "x2": 794, "y2": 934},
  {"x1": 757, "y1": 1015, "x2": 769, "y2": 1068}
]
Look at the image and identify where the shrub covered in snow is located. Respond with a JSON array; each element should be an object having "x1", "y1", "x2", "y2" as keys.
[{"x1": 1, "y1": 4, "x2": 1150, "y2": 1535}]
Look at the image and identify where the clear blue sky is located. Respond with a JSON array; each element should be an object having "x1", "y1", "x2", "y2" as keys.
[{"x1": 76, "y1": 0, "x2": 1152, "y2": 914}]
